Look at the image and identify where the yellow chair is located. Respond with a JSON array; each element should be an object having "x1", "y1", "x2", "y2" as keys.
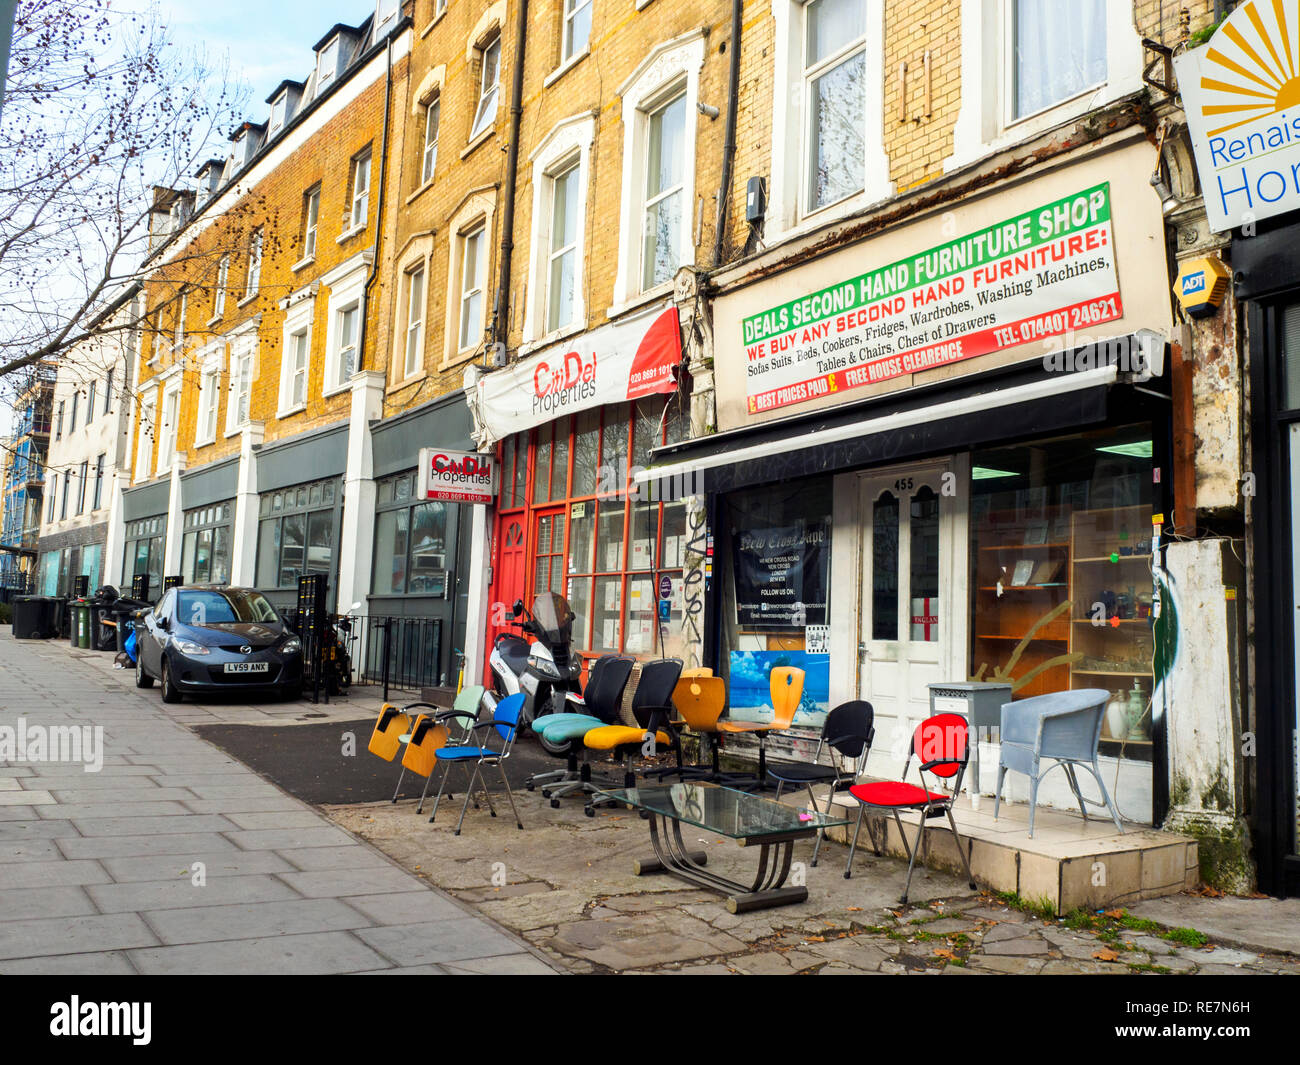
[
  {"x1": 401, "y1": 715, "x2": 451, "y2": 813},
  {"x1": 643, "y1": 674, "x2": 734, "y2": 782},
  {"x1": 579, "y1": 658, "x2": 684, "y2": 816},
  {"x1": 716, "y1": 666, "x2": 805, "y2": 784},
  {"x1": 368, "y1": 703, "x2": 411, "y2": 762}
]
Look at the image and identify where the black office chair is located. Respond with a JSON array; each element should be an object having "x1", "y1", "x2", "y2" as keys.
[{"x1": 766, "y1": 700, "x2": 874, "y2": 866}]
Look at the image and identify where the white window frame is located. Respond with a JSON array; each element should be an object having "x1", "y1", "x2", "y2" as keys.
[
  {"x1": 194, "y1": 346, "x2": 223, "y2": 449},
  {"x1": 172, "y1": 291, "x2": 187, "y2": 352},
  {"x1": 523, "y1": 112, "x2": 595, "y2": 349},
  {"x1": 278, "y1": 294, "x2": 315, "y2": 416},
  {"x1": 135, "y1": 393, "x2": 156, "y2": 483},
  {"x1": 302, "y1": 187, "x2": 320, "y2": 262},
  {"x1": 562, "y1": 0, "x2": 592, "y2": 64},
  {"x1": 212, "y1": 255, "x2": 229, "y2": 321},
  {"x1": 345, "y1": 152, "x2": 371, "y2": 235},
  {"x1": 469, "y1": 35, "x2": 502, "y2": 140},
  {"x1": 321, "y1": 253, "x2": 369, "y2": 397},
  {"x1": 441, "y1": 192, "x2": 495, "y2": 368},
  {"x1": 948, "y1": 0, "x2": 1142, "y2": 172},
  {"x1": 458, "y1": 226, "x2": 486, "y2": 353},
  {"x1": 612, "y1": 32, "x2": 705, "y2": 314},
  {"x1": 157, "y1": 382, "x2": 181, "y2": 475},
  {"x1": 225, "y1": 334, "x2": 256, "y2": 437},
  {"x1": 404, "y1": 265, "x2": 426, "y2": 378},
  {"x1": 244, "y1": 229, "x2": 263, "y2": 300},
  {"x1": 422, "y1": 97, "x2": 441, "y2": 184},
  {"x1": 768, "y1": 0, "x2": 889, "y2": 241},
  {"x1": 317, "y1": 37, "x2": 340, "y2": 95},
  {"x1": 375, "y1": 0, "x2": 399, "y2": 33},
  {"x1": 269, "y1": 92, "x2": 287, "y2": 135}
]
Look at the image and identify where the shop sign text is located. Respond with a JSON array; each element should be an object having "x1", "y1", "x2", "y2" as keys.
[{"x1": 741, "y1": 184, "x2": 1122, "y2": 414}]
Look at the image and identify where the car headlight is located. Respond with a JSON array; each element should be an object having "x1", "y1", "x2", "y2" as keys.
[
  {"x1": 280, "y1": 637, "x2": 302, "y2": 654},
  {"x1": 173, "y1": 639, "x2": 209, "y2": 656}
]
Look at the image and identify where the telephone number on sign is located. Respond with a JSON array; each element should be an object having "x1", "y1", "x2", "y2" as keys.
[{"x1": 991, "y1": 296, "x2": 1121, "y2": 347}]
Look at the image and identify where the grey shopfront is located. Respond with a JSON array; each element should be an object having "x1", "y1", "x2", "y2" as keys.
[
  {"x1": 121, "y1": 480, "x2": 170, "y2": 600},
  {"x1": 367, "y1": 394, "x2": 474, "y2": 687},
  {"x1": 253, "y1": 423, "x2": 348, "y2": 608},
  {"x1": 179, "y1": 457, "x2": 237, "y2": 585}
]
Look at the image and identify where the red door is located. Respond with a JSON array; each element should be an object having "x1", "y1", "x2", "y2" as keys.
[{"x1": 488, "y1": 515, "x2": 528, "y2": 675}]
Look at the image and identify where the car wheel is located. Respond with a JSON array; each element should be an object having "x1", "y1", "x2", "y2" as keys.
[
  {"x1": 159, "y1": 657, "x2": 182, "y2": 704},
  {"x1": 135, "y1": 650, "x2": 154, "y2": 688}
]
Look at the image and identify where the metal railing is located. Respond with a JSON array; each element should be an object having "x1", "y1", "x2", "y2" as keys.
[{"x1": 359, "y1": 615, "x2": 444, "y2": 700}]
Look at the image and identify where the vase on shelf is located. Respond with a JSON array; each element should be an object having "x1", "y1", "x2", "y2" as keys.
[{"x1": 1105, "y1": 691, "x2": 1126, "y2": 740}]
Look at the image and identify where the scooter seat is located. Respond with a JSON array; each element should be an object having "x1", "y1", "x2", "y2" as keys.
[{"x1": 534, "y1": 713, "x2": 601, "y2": 743}]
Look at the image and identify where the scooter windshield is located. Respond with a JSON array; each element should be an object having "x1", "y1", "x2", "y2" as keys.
[{"x1": 530, "y1": 593, "x2": 574, "y2": 643}]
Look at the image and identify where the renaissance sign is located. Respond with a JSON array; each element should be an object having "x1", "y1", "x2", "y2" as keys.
[
  {"x1": 473, "y1": 304, "x2": 682, "y2": 444},
  {"x1": 741, "y1": 184, "x2": 1122, "y2": 414},
  {"x1": 1175, "y1": 0, "x2": 1300, "y2": 233}
]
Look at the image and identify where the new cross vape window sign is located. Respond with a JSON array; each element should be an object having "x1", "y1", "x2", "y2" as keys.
[
  {"x1": 1175, "y1": 0, "x2": 1300, "y2": 233},
  {"x1": 417, "y1": 448, "x2": 499, "y2": 504}
]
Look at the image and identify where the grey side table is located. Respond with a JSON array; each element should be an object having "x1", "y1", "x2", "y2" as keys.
[{"x1": 928, "y1": 682, "x2": 1012, "y2": 806}]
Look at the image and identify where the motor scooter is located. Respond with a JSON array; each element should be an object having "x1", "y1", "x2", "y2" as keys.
[{"x1": 486, "y1": 592, "x2": 582, "y2": 755}]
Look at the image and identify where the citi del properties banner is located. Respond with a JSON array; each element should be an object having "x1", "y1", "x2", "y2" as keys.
[
  {"x1": 741, "y1": 183, "x2": 1122, "y2": 415},
  {"x1": 474, "y1": 303, "x2": 682, "y2": 444}
]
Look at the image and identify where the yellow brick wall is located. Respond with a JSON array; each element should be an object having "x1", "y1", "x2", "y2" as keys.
[{"x1": 134, "y1": 50, "x2": 410, "y2": 482}]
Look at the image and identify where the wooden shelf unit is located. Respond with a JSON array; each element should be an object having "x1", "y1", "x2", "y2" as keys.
[{"x1": 1067, "y1": 504, "x2": 1155, "y2": 747}]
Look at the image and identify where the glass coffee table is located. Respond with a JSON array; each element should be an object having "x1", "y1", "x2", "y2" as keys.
[{"x1": 594, "y1": 782, "x2": 849, "y2": 913}]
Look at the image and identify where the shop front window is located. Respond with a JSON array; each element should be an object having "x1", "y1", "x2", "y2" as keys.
[
  {"x1": 719, "y1": 477, "x2": 834, "y2": 728},
  {"x1": 181, "y1": 503, "x2": 232, "y2": 585},
  {"x1": 256, "y1": 478, "x2": 339, "y2": 590},
  {"x1": 372, "y1": 471, "x2": 449, "y2": 596},
  {"x1": 969, "y1": 423, "x2": 1155, "y2": 761},
  {"x1": 123, "y1": 515, "x2": 165, "y2": 596},
  {"x1": 497, "y1": 395, "x2": 689, "y2": 657}
]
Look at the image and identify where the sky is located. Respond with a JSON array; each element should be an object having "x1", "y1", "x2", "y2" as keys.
[{"x1": 138, "y1": 0, "x2": 375, "y2": 111}]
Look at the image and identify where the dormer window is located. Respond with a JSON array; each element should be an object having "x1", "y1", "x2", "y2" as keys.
[
  {"x1": 269, "y1": 93, "x2": 288, "y2": 135},
  {"x1": 317, "y1": 37, "x2": 340, "y2": 93},
  {"x1": 376, "y1": 0, "x2": 399, "y2": 32}
]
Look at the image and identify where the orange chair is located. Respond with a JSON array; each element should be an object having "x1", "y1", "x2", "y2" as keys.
[
  {"x1": 716, "y1": 666, "x2": 805, "y2": 784},
  {"x1": 657, "y1": 674, "x2": 731, "y2": 781}
]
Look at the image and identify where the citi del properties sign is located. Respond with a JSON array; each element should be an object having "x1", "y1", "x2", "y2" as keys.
[
  {"x1": 742, "y1": 184, "x2": 1121, "y2": 414},
  {"x1": 1175, "y1": 0, "x2": 1300, "y2": 233},
  {"x1": 417, "y1": 448, "x2": 499, "y2": 504},
  {"x1": 474, "y1": 304, "x2": 682, "y2": 444}
]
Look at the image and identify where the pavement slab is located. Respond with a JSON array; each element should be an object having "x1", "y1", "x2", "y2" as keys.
[{"x1": 0, "y1": 632, "x2": 556, "y2": 975}]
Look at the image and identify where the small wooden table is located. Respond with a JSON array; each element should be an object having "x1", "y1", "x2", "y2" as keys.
[{"x1": 595, "y1": 782, "x2": 849, "y2": 913}]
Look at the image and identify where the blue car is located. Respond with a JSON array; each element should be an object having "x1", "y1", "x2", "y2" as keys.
[{"x1": 134, "y1": 586, "x2": 303, "y2": 703}]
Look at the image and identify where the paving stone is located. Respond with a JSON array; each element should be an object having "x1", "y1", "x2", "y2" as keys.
[
  {"x1": 924, "y1": 917, "x2": 979, "y2": 935},
  {"x1": 341, "y1": 891, "x2": 467, "y2": 925},
  {"x1": 276, "y1": 866, "x2": 432, "y2": 898},
  {"x1": 806, "y1": 936, "x2": 889, "y2": 970},
  {"x1": 142, "y1": 898, "x2": 374, "y2": 945},
  {"x1": 984, "y1": 921, "x2": 1038, "y2": 943},
  {"x1": 129, "y1": 931, "x2": 391, "y2": 975},
  {"x1": 477, "y1": 887, "x2": 590, "y2": 930},
  {"x1": 0, "y1": 951, "x2": 138, "y2": 975},
  {"x1": 274, "y1": 845, "x2": 392, "y2": 871},
  {"x1": 982, "y1": 934, "x2": 1050, "y2": 956},
  {"x1": 1040, "y1": 959, "x2": 1129, "y2": 974},
  {"x1": 87, "y1": 874, "x2": 300, "y2": 913},
  {"x1": 1190, "y1": 947, "x2": 1261, "y2": 966},
  {"x1": 69, "y1": 813, "x2": 240, "y2": 836},
  {"x1": 968, "y1": 956, "x2": 1046, "y2": 974},
  {"x1": 354, "y1": 918, "x2": 526, "y2": 967},
  {"x1": 0, "y1": 859, "x2": 112, "y2": 890},
  {"x1": 99, "y1": 851, "x2": 295, "y2": 882},
  {"x1": 55, "y1": 831, "x2": 240, "y2": 860},
  {"x1": 0, "y1": 913, "x2": 160, "y2": 960},
  {"x1": 441, "y1": 953, "x2": 561, "y2": 974},
  {"x1": 0, "y1": 885, "x2": 99, "y2": 920},
  {"x1": 226, "y1": 826, "x2": 359, "y2": 851},
  {"x1": 547, "y1": 911, "x2": 746, "y2": 970}
]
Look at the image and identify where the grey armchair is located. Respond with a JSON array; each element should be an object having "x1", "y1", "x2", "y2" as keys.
[{"x1": 993, "y1": 688, "x2": 1125, "y2": 838}]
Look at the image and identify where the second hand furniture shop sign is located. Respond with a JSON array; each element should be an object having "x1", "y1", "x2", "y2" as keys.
[{"x1": 740, "y1": 184, "x2": 1122, "y2": 414}]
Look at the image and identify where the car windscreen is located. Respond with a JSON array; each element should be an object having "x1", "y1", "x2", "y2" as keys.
[{"x1": 176, "y1": 590, "x2": 280, "y2": 626}]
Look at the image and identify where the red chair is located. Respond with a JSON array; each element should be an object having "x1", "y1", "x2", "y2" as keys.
[{"x1": 843, "y1": 713, "x2": 978, "y2": 904}]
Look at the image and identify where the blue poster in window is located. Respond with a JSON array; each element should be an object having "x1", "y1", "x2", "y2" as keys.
[{"x1": 727, "y1": 650, "x2": 830, "y2": 727}]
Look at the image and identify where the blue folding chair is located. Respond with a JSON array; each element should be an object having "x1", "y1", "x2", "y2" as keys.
[{"x1": 428, "y1": 692, "x2": 526, "y2": 835}]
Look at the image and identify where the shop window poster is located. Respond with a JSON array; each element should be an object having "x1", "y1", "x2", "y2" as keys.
[
  {"x1": 727, "y1": 650, "x2": 830, "y2": 727},
  {"x1": 732, "y1": 520, "x2": 829, "y2": 629}
]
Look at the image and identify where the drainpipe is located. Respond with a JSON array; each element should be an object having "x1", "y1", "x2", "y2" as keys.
[
  {"x1": 712, "y1": 0, "x2": 742, "y2": 268},
  {"x1": 357, "y1": 36, "x2": 394, "y2": 373},
  {"x1": 490, "y1": 0, "x2": 529, "y2": 356}
]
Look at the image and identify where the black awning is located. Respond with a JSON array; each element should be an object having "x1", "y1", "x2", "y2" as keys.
[{"x1": 643, "y1": 339, "x2": 1160, "y2": 496}]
